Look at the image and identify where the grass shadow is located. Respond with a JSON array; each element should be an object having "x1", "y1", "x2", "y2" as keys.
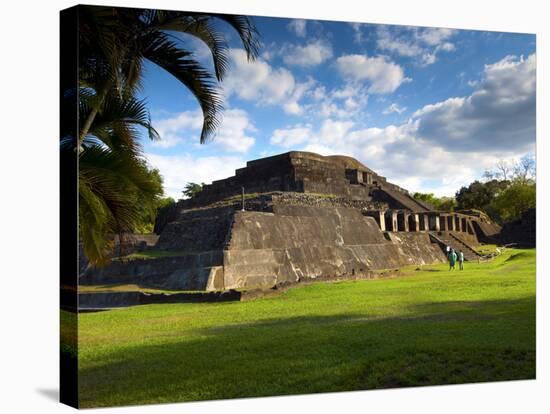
[{"x1": 78, "y1": 296, "x2": 535, "y2": 408}]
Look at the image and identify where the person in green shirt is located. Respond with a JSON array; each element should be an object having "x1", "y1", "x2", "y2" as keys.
[{"x1": 448, "y1": 249, "x2": 457, "y2": 271}]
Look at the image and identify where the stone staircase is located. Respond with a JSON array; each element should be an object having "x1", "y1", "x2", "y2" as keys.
[{"x1": 429, "y1": 232, "x2": 481, "y2": 261}]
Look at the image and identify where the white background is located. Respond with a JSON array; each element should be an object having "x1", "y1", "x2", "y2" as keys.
[{"x1": 0, "y1": 0, "x2": 547, "y2": 412}]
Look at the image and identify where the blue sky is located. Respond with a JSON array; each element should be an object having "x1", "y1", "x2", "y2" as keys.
[{"x1": 137, "y1": 16, "x2": 536, "y2": 200}]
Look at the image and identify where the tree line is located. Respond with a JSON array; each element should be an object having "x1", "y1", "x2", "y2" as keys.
[{"x1": 414, "y1": 155, "x2": 536, "y2": 224}]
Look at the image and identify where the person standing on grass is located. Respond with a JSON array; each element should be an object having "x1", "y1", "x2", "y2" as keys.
[
  {"x1": 449, "y1": 249, "x2": 457, "y2": 271},
  {"x1": 458, "y1": 250, "x2": 464, "y2": 270}
]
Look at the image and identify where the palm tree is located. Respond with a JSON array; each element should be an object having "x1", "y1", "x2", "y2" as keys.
[
  {"x1": 78, "y1": 6, "x2": 260, "y2": 145},
  {"x1": 62, "y1": 92, "x2": 164, "y2": 264},
  {"x1": 71, "y1": 6, "x2": 261, "y2": 266}
]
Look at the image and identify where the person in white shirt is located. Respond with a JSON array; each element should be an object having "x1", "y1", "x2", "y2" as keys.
[{"x1": 458, "y1": 250, "x2": 465, "y2": 270}]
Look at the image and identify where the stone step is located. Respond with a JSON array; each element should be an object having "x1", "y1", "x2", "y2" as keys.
[{"x1": 429, "y1": 232, "x2": 480, "y2": 261}]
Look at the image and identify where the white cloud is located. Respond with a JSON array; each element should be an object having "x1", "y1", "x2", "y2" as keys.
[
  {"x1": 267, "y1": 51, "x2": 535, "y2": 197},
  {"x1": 145, "y1": 153, "x2": 246, "y2": 200},
  {"x1": 416, "y1": 27, "x2": 457, "y2": 46},
  {"x1": 376, "y1": 25, "x2": 458, "y2": 66},
  {"x1": 335, "y1": 54, "x2": 410, "y2": 94},
  {"x1": 213, "y1": 109, "x2": 256, "y2": 153},
  {"x1": 383, "y1": 103, "x2": 407, "y2": 115},
  {"x1": 414, "y1": 53, "x2": 536, "y2": 152},
  {"x1": 270, "y1": 125, "x2": 312, "y2": 148},
  {"x1": 151, "y1": 108, "x2": 256, "y2": 153},
  {"x1": 275, "y1": 119, "x2": 506, "y2": 196},
  {"x1": 307, "y1": 83, "x2": 369, "y2": 119},
  {"x1": 152, "y1": 110, "x2": 203, "y2": 149},
  {"x1": 282, "y1": 41, "x2": 333, "y2": 67},
  {"x1": 377, "y1": 27, "x2": 423, "y2": 57},
  {"x1": 223, "y1": 49, "x2": 295, "y2": 104},
  {"x1": 287, "y1": 19, "x2": 307, "y2": 37},
  {"x1": 223, "y1": 48, "x2": 313, "y2": 115}
]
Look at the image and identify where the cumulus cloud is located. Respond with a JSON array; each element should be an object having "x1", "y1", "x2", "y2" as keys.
[
  {"x1": 152, "y1": 108, "x2": 256, "y2": 153},
  {"x1": 416, "y1": 27, "x2": 457, "y2": 46},
  {"x1": 271, "y1": 119, "x2": 506, "y2": 196},
  {"x1": 267, "y1": 54, "x2": 536, "y2": 196},
  {"x1": 270, "y1": 125, "x2": 312, "y2": 148},
  {"x1": 287, "y1": 19, "x2": 307, "y2": 37},
  {"x1": 145, "y1": 153, "x2": 246, "y2": 200},
  {"x1": 335, "y1": 54, "x2": 410, "y2": 94},
  {"x1": 376, "y1": 25, "x2": 458, "y2": 66},
  {"x1": 414, "y1": 53, "x2": 536, "y2": 152},
  {"x1": 282, "y1": 40, "x2": 333, "y2": 67},
  {"x1": 213, "y1": 109, "x2": 256, "y2": 153},
  {"x1": 151, "y1": 110, "x2": 203, "y2": 149},
  {"x1": 306, "y1": 83, "x2": 370, "y2": 119},
  {"x1": 223, "y1": 48, "x2": 313, "y2": 115}
]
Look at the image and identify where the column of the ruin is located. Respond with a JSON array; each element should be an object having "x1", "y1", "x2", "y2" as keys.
[
  {"x1": 428, "y1": 213, "x2": 440, "y2": 231},
  {"x1": 440, "y1": 214, "x2": 447, "y2": 231},
  {"x1": 411, "y1": 213, "x2": 420, "y2": 232},
  {"x1": 399, "y1": 212, "x2": 409, "y2": 232},
  {"x1": 461, "y1": 217, "x2": 467, "y2": 233},
  {"x1": 385, "y1": 210, "x2": 398, "y2": 232},
  {"x1": 421, "y1": 214, "x2": 429, "y2": 231}
]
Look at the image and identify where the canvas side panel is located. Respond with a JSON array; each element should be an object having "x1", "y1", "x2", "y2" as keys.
[{"x1": 60, "y1": 5, "x2": 79, "y2": 409}]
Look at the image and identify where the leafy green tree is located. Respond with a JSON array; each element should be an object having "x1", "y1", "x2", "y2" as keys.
[
  {"x1": 489, "y1": 182, "x2": 536, "y2": 222},
  {"x1": 183, "y1": 182, "x2": 205, "y2": 199},
  {"x1": 132, "y1": 169, "x2": 176, "y2": 234},
  {"x1": 455, "y1": 180, "x2": 509, "y2": 211},
  {"x1": 413, "y1": 192, "x2": 457, "y2": 211},
  {"x1": 438, "y1": 197, "x2": 457, "y2": 211}
]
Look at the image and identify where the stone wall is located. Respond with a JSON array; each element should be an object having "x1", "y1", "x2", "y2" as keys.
[
  {"x1": 79, "y1": 251, "x2": 224, "y2": 290},
  {"x1": 222, "y1": 207, "x2": 446, "y2": 290},
  {"x1": 156, "y1": 206, "x2": 235, "y2": 251}
]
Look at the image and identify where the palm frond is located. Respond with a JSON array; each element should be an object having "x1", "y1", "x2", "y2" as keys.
[
  {"x1": 79, "y1": 144, "x2": 162, "y2": 265},
  {"x1": 142, "y1": 33, "x2": 223, "y2": 143},
  {"x1": 80, "y1": 91, "x2": 159, "y2": 152},
  {"x1": 211, "y1": 14, "x2": 260, "y2": 61}
]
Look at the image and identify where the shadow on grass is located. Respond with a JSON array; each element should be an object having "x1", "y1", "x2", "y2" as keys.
[{"x1": 78, "y1": 296, "x2": 535, "y2": 408}]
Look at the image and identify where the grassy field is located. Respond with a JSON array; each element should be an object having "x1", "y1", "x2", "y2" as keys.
[{"x1": 71, "y1": 248, "x2": 536, "y2": 408}]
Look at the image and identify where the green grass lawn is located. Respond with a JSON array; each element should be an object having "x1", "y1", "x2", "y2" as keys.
[
  {"x1": 71, "y1": 248, "x2": 536, "y2": 408},
  {"x1": 475, "y1": 244, "x2": 500, "y2": 255}
]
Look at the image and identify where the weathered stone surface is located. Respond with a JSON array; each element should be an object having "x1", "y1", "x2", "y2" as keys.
[
  {"x1": 185, "y1": 151, "x2": 415, "y2": 207},
  {"x1": 221, "y1": 207, "x2": 446, "y2": 289},
  {"x1": 79, "y1": 252, "x2": 223, "y2": 290},
  {"x1": 156, "y1": 207, "x2": 234, "y2": 251}
]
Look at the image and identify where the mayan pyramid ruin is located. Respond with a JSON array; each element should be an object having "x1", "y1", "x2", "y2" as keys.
[{"x1": 81, "y1": 151, "x2": 502, "y2": 291}]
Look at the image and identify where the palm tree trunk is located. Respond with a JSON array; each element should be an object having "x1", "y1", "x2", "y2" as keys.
[
  {"x1": 78, "y1": 106, "x2": 99, "y2": 150},
  {"x1": 78, "y1": 80, "x2": 112, "y2": 150}
]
